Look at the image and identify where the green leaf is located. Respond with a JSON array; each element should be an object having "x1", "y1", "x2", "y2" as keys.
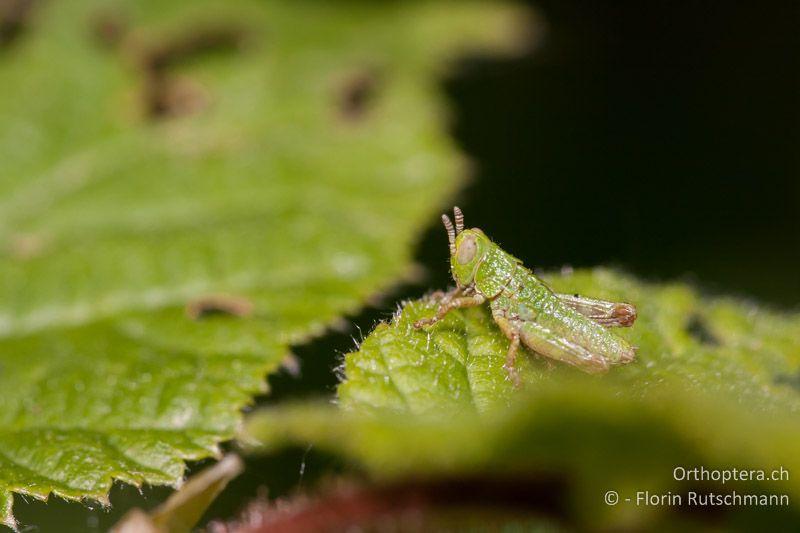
[
  {"x1": 338, "y1": 299, "x2": 540, "y2": 416},
  {"x1": 0, "y1": 0, "x2": 529, "y2": 525},
  {"x1": 340, "y1": 268, "x2": 800, "y2": 414},
  {"x1": 244, "y1": 268, "x2": 800, "y2": 529}
]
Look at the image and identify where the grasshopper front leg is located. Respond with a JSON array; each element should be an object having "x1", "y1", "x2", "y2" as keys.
[{"x1": 413, "y1": 289, "x2": 486, "y2": 329}]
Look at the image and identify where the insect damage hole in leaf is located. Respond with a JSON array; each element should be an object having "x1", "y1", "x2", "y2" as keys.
[
  {"x1": 89, "y1": 8, "x2": 128, "y2": 49},
  {"x1": 0, "y1": 0, "x2": 36, "y2": 48},
  {"x1": 685, "y1": 313, "x2": 720, "y2": 346},
  {"x1": 335, "y1": 67, "x2": 382, "y2": 123},
  {"x1": 131, "y1": 21, "x2": 252, "y2": 119},
  {"x1": 186, "y1": 294, "x2": 255, "y2": 320},
  {"x1": 0, "y1": 0, "x2": 533, "y2": 528}
]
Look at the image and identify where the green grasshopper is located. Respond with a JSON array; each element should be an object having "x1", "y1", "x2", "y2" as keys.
[{"x1": 414, "y1": 207, "x2": 637, "y2": 386}]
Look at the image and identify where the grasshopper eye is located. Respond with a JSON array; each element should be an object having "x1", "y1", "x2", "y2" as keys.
[{"x1": 457, "y1": 234, "x2": 477, "y2": 264}]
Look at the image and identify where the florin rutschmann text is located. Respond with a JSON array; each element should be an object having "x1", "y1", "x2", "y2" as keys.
[
  {"x1": 604, "y1": 466, "x2": 790, "y2": 508},
  {"x1": 633, "y1": 491, "x2": 789, "y2": 507}
]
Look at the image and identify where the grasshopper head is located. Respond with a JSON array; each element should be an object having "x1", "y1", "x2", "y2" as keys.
[{"x1": 441, "y1": 207, "x2": 491, "y2": 287}]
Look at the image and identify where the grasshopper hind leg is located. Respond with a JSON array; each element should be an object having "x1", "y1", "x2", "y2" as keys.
[
  {"x1": 492, "y1": 306, "x2": 614, "y2": 375},
  {"x1": 555, "y1": 293, "x2": 637, "y2": 328}
]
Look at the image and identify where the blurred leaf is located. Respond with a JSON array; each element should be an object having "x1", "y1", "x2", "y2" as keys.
[
  {"x1": 112, "y1": 454, "x2": 242, "y2": 533},
  {"x1": 245, "y1": 268, "x2": 800, "y2": 529},
  {"x1": 0, "y1": 0, "x2": 530, "y2": 525},
  {"x1": 245, "y1": 390, "x2": 800, "y2": 530}
]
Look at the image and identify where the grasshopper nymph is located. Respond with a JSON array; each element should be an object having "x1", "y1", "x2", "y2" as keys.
[{"x1": 414, "y1": 207, "x2": 637, "y2": 386}]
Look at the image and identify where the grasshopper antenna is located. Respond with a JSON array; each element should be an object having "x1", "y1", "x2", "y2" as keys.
[
  {"x1": 441, "y1": 214, "x2": 456, "y2": 255},
  {"x1": 453, "y1": 206, "x2": 464, "y2": 234}
]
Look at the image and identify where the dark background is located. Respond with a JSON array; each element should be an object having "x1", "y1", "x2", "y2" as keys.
[
  {"x1": 430, "y1": 0, "x2": 800, "y2": 308},
  {"x1": 13, "y1": 1, "x2": 800, "y2": 530}
]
